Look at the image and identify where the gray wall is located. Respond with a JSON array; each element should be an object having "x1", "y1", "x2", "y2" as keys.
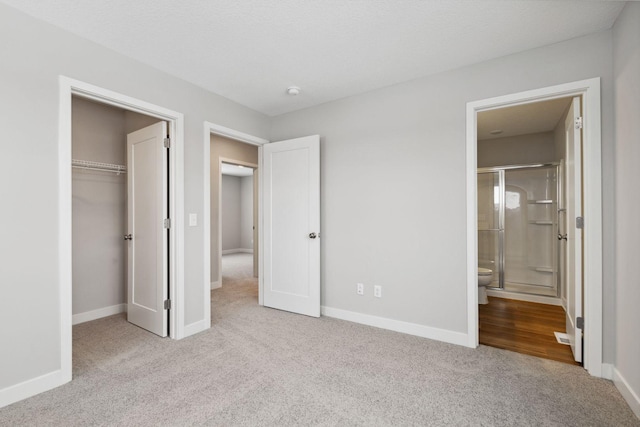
[
  {"x1": 240, "y1": 176, "x2": 254, "y2": 250},
  {"x1": 0, "y1": 3, "x2": 270, "y2": 392},
  {"x1": 210, "y1": 135, "x2": 259, "y2": 283},
  {"x1": 221, "y1": 175, "x2": 254, "y2": 252},
  {"x1": 613, "y1": 1, "x2": 640, "y2": 413},
  {"x1": 477, "y1": 132, "x2": 555, "y2": 168},
  {"x1": 221, "y1": 175, "x2": 242, "y2": 251},
  {"x1": 270, "y1": 30, "x2": 615, "y2": 354},
  {"x1": 72, "y1": 97, "x2": 127, "y2": 315}
]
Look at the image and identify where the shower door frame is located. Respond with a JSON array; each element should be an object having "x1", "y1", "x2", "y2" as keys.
[
  {"x1": 478, "y1": 163, "x2": 560, "y2": 298},
  {"x1": 466, "y1": 78, "x2": 603, "y2": 377}
]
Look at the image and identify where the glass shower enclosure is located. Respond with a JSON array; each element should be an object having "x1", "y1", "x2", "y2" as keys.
[{"x1": 477, "y1": 164, "x2": 560, "y2": 297}]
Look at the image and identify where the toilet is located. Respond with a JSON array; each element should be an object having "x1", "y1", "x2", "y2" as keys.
[{"x1": 478, "y1": 268, "x2": 493, "y2": 304}]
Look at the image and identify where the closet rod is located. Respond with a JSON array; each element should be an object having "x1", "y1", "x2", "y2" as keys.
[{"x1": 72, "y1": 159, "x2": 126, "y2": 175}]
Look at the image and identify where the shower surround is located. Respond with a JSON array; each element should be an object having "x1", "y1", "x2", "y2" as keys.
[{"x1": 478, "y1": 164, "x2": 560, "y2": 298}]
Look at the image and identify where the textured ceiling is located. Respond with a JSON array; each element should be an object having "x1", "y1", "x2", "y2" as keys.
[
  {"x1": 478, "y1": 97, "x2": 573, "y2": 140},
  {"x1": 0, "y1": 0, "x2": 625, "y2": 116}
]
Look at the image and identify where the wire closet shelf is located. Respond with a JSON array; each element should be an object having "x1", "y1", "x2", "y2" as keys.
[{"x1": 72, "y1": 159, "x2": 126, "y2": 175}]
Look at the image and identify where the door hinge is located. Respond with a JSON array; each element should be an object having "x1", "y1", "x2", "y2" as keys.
[
  {"x1": 164, "y1": 299, "x2": 171, "y2": 310},
  {"x1": 164, "y1": 137, "x2": 171, "y2": 149},
  {"x1": 576, "y1": 216, "x2": 584, "y2": 229},
  {"x1": 164, "y1": 218, "x2": 171, "y2": 229},
  {"x1": 575, "y1": 116, "x2": 583, "y2": 130},
  {"x1": 576, "y1": 316, "x2": 584, "y2": 330}
]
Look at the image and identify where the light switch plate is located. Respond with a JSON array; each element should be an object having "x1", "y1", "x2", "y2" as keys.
[{"x1": 189, "y1": 213, "x2": 197, "y2": 227}]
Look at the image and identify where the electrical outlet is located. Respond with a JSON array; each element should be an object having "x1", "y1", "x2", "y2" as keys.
[
  {"x1": 357, "y1": 283, "x2": 364, "y2": 295},
  {"x1": 374, "y1": 285, "x2": 382, "y2": 298}
]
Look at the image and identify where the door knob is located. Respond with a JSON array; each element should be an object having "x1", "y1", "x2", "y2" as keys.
[
  {"x1": 558, "y1": 234, "x2": 567, "y2": 241},
  {"x1": 124, "y1": 234, "x2": 133, "y2": 241},
  {"x1": 309, "y1": 232, "x2": 318, "y2": 239}
]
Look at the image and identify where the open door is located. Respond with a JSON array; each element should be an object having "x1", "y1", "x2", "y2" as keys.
[
  {"x1": 126, "y1": 122, "x2": 169, "y2": 337},
  {"x1": 565, "y1": 96, "x2": 583, "y2": 363},
  {"x1": 262, "y1": 135, "x2": 320, "y2": 317}
]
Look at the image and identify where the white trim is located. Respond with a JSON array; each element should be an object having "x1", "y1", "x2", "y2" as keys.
[
  {"x1": 207, "y1": 122, "x2": 269, "y2": 146},
  {"x1": 58, "y1": 77, "x2": 73, "y2": 390},
  {"x1": 614, "y1": 367, "x2": 640, "y2": 419},
  {"x1": 0, "y1": 369, "x2": 68, "y2": 409},
  {"x1": 322, "y1": 306, "x2": 469, "y2": 347},
  {"x1": 466, "y1": 96, "x2": 479, "y2": 349},
  {"x1": 258, "y1": 146, "x2": 264, "y2": 306},
  {"x1": 204, "y1": 122, "x2": 269, "y2": 323},
  {"x1": 466, "y1": 78, "x2": 603, "y2": 375},
  {"x1": 72, "y1": 304, "x2": 126, "y2": 325},
  {"x1": 222, "y1": 248, "x2": 254, "y2": 255},
  {"x1": 601, "y1": 363, "x2": 614, "y2": 380},
  {"x1": 183, "y1": 319, "x2": 210, "y2": 339},
  {"x1": 49, "y1": 76, "x2": 186, "y2": 407},
  {"x1": 486, "y1": 290, "x2": 563, "y2": 306},
  {"x1": 203, "y1": 123, "x2": 212, "y2": 331}
]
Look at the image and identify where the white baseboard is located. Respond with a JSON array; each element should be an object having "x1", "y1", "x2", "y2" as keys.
[
  {"x1": 321, "y1": 306, "x2": 469, "y2": 347},
  {"x1": 221, "y1": 248, "x2": 253, "y2": 255},
  {"x1": 210, "y1": 281, "x2": 221, "y2": 290},
  {"x1": 0, "y1": 369, "x2": 69, "y2": 409},
  {"x1": 601, "y1": 363, "x2": 614, "y2": 380},
  {"x1": 183, "y1": 319, "x2": 209, "y2": 339},
  {"x1": 72, "y1": 303, "x2": 126, "y2": 325},
  {"x1": 614, "y1": 367, "x2": 640, "y2": 419},
  {"x1": 486, "y1": 289, "x2": 562, "y2": 306}
]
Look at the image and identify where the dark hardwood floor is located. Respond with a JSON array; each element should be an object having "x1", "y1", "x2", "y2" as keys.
[{"x1": 479, "y1": 297, "x2": 580, "y2": 365}]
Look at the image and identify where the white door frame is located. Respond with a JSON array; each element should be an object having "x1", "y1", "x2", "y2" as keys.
[
  {"x1": 203, "y1": 122, "x2": 268, "y2": 326},
  {"x1": 59, "y1": 76, "x2": 186, "y2": 381},
  {"x1": 465, "y1": 78, "x2": 603, "y2": 376}
]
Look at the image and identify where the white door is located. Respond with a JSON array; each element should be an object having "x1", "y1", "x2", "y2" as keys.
[
  {"x1": 565, "y1": 97, "x2": 583, "y2": 363},
  {"x1": 262, "y1": 135, "x2": 320, "y2": 317},
  {"x1": 127, "y1": 122, "x2": 168, "y2": 336}
]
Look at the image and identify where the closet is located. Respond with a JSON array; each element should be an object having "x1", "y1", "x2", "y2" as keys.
[{"x1": 71, "y1": 96, "x2": 162, "y2": 325}]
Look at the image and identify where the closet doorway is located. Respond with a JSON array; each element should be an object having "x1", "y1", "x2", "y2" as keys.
[{"x1": 71, "y1": 96, "x2": 171, "y2": 336}]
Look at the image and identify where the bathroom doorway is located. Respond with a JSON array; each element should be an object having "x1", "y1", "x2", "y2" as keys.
[
  {"x1": 466, "y1": 78, "x2": 603, "y2": 375},
  {"x1": 475, "y1": 97, "x2": 578, "y2": 364}
]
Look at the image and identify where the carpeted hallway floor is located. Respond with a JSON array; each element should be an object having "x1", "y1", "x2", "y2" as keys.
[{"x1": 1, "y1": 253, "x2": 638, "y2": 426}]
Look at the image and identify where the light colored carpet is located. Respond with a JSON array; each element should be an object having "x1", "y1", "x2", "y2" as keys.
[{"x1": 1, "y1": 253, "x2": 638, "y2": 426}]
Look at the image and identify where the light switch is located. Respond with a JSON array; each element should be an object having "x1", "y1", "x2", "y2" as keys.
[{"x1": 189, "y1": 213, "x2": 198, "y2": 227}]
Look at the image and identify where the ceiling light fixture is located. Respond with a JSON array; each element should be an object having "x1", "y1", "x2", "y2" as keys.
[
  {"x1": 287, "y1": 86, "x2": 301, "y2": 96},
  {"x1": 489, "y1": 129, "x2": 504, "y2": 135}
]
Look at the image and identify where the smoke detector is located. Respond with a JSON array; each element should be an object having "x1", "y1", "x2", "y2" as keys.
[{"x1": 287, "y1": 86, "x2": 301, "y2": 96}]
